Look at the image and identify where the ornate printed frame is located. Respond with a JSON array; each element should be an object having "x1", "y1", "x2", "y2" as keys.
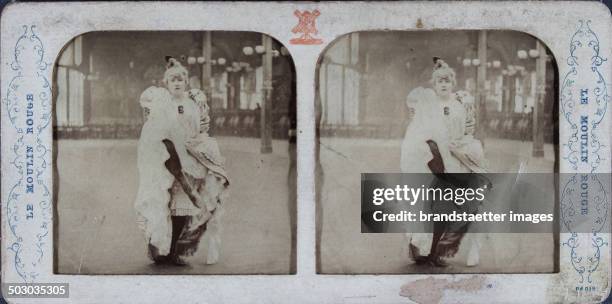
[{"x1": 1, "y1": 2, "x2": 610, "y2": 303}]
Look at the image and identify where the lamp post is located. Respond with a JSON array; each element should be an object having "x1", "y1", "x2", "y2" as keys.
[
  {"x1": 532, "y1": 41, "x2": 546, "y2": 157},
  {"x1": 516, "y1": 43, "x2": 545, "y2": 157},
  {"x1": 261, "y1": 35, "x2": 273, "y2": 153},
  {"x1": 475, "y1": 30, "x2": 487, "y2": 142},
  {"x1": 241, "y1": 38, "x2": 286, "y2": 153},
  {"x1": 202, "y1": 32, "x2": 212, "y2": 103}
]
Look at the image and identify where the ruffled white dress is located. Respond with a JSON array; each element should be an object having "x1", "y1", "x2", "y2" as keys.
[
  {"x1": 400, "y1": 87, "x2": 488, "y2": 265},
  {"x1": 134, "y1": 86, "x2": 230, "y2": 264}
]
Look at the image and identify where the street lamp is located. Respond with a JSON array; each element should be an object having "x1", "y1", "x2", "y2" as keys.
[
  {"x1": 243, "y1": 46, "x2": 254, "y2": 56},
  {"x1": 232, "y1": 37, "x2": 279, "y2": 153},
  {"x1": 517, "y1": 49, "x2": 528, "y2": 60}
]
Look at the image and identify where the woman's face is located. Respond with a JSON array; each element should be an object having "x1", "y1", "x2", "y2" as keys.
[
  {"x1": 433, "y1": 75, "x2": 454, "y2": 99},
  {"x1": 166, "y1": 73, "x2": 187, "y2": 97}
]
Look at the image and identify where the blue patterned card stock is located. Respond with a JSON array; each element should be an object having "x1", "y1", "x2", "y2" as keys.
[{"x1": 3, "y1": 25, "x2": 52, "y2": 282}]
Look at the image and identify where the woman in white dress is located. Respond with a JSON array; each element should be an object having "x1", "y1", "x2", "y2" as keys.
[
  {"x1": 401, "y1": 57, "x2": 489, "y2": 267},
  {"x1": 134, "y1": 57, "x2": 230, "y2": 266}
]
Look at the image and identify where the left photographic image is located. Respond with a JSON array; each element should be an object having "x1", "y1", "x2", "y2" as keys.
[{"x1": 53, "y1": 31, "x2": 296, "y2": 274}]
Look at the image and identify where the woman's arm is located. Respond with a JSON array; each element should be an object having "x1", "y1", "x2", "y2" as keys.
[
  {"x1": 455, "y1": 90, "x2": 476, "y2": 136},
  {"x1": 463, "y1": 103, "x2": 476, "y2": 136},
  {"x1": 188, "y1": 89, "x2": 211, "y2": 135}
]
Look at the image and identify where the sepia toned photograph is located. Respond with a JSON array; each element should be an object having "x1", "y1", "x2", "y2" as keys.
[
  {"x1": 1, "y1": 1, "x2": 611, "y2": 303},
  {"x1": 53, "y1": 31, "x2": 297, "y2": 274},
  {"x1": 316, "y1": 31, "x2": 559, "y2": 274}
]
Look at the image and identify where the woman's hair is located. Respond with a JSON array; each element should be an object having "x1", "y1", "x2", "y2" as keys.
[
  {"x1": 163, "y1": 57, "x2": 189, "y2": 85},
  {"x1": 430, "y1": 56, "x2": 457, "y2": 86}
]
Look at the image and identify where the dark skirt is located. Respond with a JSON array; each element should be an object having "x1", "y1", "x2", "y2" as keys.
[{"x1": 427, "y1": 174, "x2": 486, "y2": 257}]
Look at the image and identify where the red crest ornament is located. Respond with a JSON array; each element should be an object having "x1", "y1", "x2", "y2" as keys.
[{"x1": 290, "y1": 9, "x2": 323, "y2": 45}]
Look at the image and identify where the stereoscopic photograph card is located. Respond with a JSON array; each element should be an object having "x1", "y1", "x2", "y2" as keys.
[{"x1": 1, "y1": 1, "x2": 611, "y2": 303}]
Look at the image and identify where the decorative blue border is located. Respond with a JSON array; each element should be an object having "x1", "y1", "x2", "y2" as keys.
[
  {"x1": 2, "y1": 25, "x2": 52, "y2": 282},
  {"x1": 560, "y1": 174, "x2": 610, "y2": 283},
  {"x1": 560, "y1": 20, "x2": 610, "y2": 285},
  {"x1": 560, "y1": 20, "x2": 609, "y2": 172}
]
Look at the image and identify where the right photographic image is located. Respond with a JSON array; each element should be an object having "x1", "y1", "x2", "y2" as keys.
[{"x1": 316, "y1": 30, "x2": 559, "y2": 274}]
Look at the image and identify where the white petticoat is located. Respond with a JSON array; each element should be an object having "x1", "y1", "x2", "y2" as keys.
[{"x1": 134, "y1": 87, "x2": 229, "y2": 263}]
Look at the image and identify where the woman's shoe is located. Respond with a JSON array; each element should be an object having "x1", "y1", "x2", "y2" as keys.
[
  {"x1": 408, "y1": 243, "x2": 423, "y2": 262},
  {"x1": 170, "y1": 255, "x2": 188, "y2": 266},
  {"x1": 152, "y1": 255, "x2": 169, "y2": 265},
  {"x1": 413, "y1": 255, "x2": 430, "y2": 265},
  {"x1": 428, "y1": 255, "x2": 449, "y2": 267},
  {"x1": 149, "y1": 244, "x2": 169, "y2": 265}
]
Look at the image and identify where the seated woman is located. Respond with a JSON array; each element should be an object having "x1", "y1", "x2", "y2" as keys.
[
  {"x1": 401, "y1": 57, "x2": 489, "y2": 267},
  {"x1": 134, "y1": 57, "x2": 230, "y2": 266}
]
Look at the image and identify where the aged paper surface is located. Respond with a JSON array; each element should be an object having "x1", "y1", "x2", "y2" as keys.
[{"x1": 1, "y1": 1, "x2": 610, "y2": 303}]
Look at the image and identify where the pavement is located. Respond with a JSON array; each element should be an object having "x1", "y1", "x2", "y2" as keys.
[
  {"x1": 55, "y1": 137, "x2": 295, "y2": 274},
  {"x1": 317, "y1": 137, "x2": 557, "y2": 274},
  {"x1": 55, "y1": 135, "x2": 558, "y2": 275}
]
